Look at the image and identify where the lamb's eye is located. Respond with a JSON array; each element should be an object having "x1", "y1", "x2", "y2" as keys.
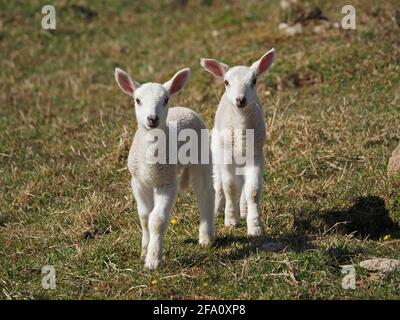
[
  {"x1": 135, "y1": 98, "x2": 141, "y2": 105},
  {"x1": 164, "y1": 97, "x2": 169, "y2": 105},
  {"x1": 251, "y1": 78, "x2": 257, "y2": 86},
  {"x1": 224, "y1": 80, "x2": 230, "y2": 86}
]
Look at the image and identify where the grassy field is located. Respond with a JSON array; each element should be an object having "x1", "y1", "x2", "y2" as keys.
[{"x1": 1, "y1": 0, "x2": 400, "y2": 299}]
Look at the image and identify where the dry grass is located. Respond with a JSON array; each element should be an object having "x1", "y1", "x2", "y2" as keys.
[{"x1": 0, "y1": 0, "x2": 400, "y2": 299}]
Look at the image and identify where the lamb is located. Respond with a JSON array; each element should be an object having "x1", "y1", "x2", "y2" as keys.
[
  {"x1": 200, "y1": 48, "x2": 276, "y2": 237},
  {"x1": 114, "y1": 67, "x2": 215, "y2": 269}
]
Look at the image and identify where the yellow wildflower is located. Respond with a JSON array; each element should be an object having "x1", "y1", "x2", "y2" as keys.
[{"x1": 151, "y1": 279, "x2": 158, "y2": 286}]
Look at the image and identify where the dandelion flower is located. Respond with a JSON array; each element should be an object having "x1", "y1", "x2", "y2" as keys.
[
  {"x1": 170, "y1": 218, "x2": 177, "y2": 225},
  {"x1": 383, "y1": 235, "x2": 391, "y2": 241},
  {"x1": 151, "y1": 279, "x2": 158, "y2": 286}
]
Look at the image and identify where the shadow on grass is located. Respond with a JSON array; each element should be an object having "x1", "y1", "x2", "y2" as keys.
[
  {"x1": 180, "y1": 196, "x2": 399, "y2": 264},
  {"x1": 325, "y1": 246, "x2": 365, "y2": 267},
  {"x1": 183, "y1": 232, "x2": 313, "y2": 262},
  {"x1": 295, "y1": 195, "x2": 400, "y2": 240},
  {"x1": 0, "y1": 213, "x2": 19, "y2": 227},
  {"x1": 218, "y1": 232, "x2": 315, "y2": 261},
  {"x1": 183, "y1": 235, "x2": 261, "y2": 262},
  {"x1": 183, "y1": 235, "x2": 253, "y2": 248}
]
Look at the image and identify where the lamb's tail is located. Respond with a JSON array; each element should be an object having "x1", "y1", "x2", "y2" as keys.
[{"x1": 178, "y1": 167, "x2": 190, "y2": 195}]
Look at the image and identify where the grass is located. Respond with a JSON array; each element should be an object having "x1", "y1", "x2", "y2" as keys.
[{"x1": 0, "y1": 0, "x2": 400, "y2": 299}]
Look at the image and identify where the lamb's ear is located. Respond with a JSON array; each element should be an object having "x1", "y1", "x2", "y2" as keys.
[
  {"x1": 114, "y1": 67, "x2": 139, "y2": 96},
  {"x1": 251, "y1": 48, "x2": 276, "y2": 77},
  {"x1": 163, "y1": 68, "x2": 191, "y2": 96},
  {"x1": 200, "y1": 58, "x2": 229, "y2": 79}
]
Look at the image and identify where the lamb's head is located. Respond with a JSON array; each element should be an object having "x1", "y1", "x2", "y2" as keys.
[
  {"x1": 115, "y1": 67, "x2": 191, "y2": 130},
  {"x1": 200, "y1": 48, "x2": 275, "y2": 109}
]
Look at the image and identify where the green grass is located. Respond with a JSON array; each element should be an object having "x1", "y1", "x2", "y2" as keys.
[{"x1": 1, "y1": 0, "x2": 400, "y2": 299}]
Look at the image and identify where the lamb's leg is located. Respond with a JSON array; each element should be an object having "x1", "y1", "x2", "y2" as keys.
[
  {"x1": 131, "y1": 177, "x2": 154, "y2": 259},
  {"x1": 213, "y1": 164, "x2": 225, "y2": 215},
  {"x1": 145, "y1": 181, "x2": 177, "y2": 270},
  {"x1": 221, "y1": 164, "x2": 241, "y2": 227},
  {"x1": 240, "y1": 189, "x2": 247, "y2": 218},
  {"x1": 191, "y1": 164, "x2": 215, "y2": 246},
  {"x1": 211, "y1": 129, "x2": 225, "y2": 215},
  {"x1": 243, "y1": 156, "x2": 265, "y2": 237}
]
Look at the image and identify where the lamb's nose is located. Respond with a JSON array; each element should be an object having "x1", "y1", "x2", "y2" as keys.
[
  {"x1": 236, "y1": 96, "x2": 247, "y2": 108},
  {"x1": 147, "y1": 115, "x2": 159, "y2": 128}
]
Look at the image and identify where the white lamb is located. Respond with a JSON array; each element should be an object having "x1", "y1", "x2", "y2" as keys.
[
  {"x1": 115, "y1": 67, "x2": 215, "y2": 269},
  {"x1": 200, "y1": 48, "x2": 276, "y2": 237}
]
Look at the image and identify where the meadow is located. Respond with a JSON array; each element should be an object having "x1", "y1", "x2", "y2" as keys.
[{"x1": 0, "y1": 0, "x2": 399, "y2": 299}]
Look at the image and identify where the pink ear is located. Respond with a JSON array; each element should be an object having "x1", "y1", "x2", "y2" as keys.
[
  {"x1": 252, "y1": 48, "x2": 276, "y2": 76},
  {"x1": 164, "y1": 68, "x2": 191, "y2": 96},
  {"x1": 115, "y1": 68, "x2": 135, "y2": 96},
  {"x1": 200, "y1": 58, "x2": 229, "y2": 78}
]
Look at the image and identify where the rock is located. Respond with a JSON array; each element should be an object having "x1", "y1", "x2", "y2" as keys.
[
  {"x1": 280, "y1": 0, "x2": 297, "y2": 10},
  {"x1": 280, "y1": 0, "x2": 290, "y2": 10},
  {"x1": 211, "y1": 30, "x2": 220, "y2": 38},
  {"x1": 279, "y1": 4, "x2": 329, "y2": 36},
  {"x1": 279, "y1": 22, "x2": 303, "y2": 36},
  {"x1": 278, "y1": 22, "x2": 289, "y2": 31},
  {"x1": 388, "y1": 142, "x2": 400, "y2": 177},
  {"x1": 359, "y1": 258, "x2": 400, "y2": 273},
  {"x1": 313, "y1": 25, "x2": 325, "y2": 34},
  {"x1": 260, "y1": 241, "x2": 286, "y2": 252}
]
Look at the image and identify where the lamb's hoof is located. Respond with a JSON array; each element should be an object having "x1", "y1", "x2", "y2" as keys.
[
  {"x1": 247, "y1": 225, "x2": 264, "y2": 238},
  {"x1": 145, "y1": 257, "x2": 162, "y2": 270},
  {"x1": 199, "y1": 235, "x2": 215, "y2": 247},
  {"x1": 224, "y1": 219, "x2": 239, "y2": 227}
]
